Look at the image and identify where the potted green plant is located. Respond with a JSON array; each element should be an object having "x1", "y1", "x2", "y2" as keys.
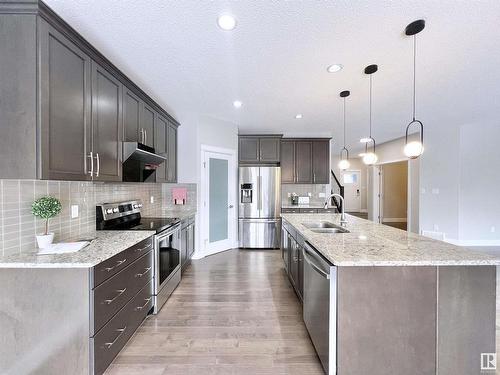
[{"x1": 31, "y1": 196, "x2": 62, "y2": 249}]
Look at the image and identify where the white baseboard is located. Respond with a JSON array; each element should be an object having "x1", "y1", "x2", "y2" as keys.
[
  {"x1": 382, "y1": 217, "x2": 407, "y2": 223},
  {"x1": 360, "y1": 209, "x2": 368, "y2": 213}
]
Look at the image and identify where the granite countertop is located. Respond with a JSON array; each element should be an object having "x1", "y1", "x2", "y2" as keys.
[
  {"x1": 281, "y1": 213, "x2": 500, "y2": 266},
  {"x1": 0, "y1": 231, "x2": 155, "y2": 268}
]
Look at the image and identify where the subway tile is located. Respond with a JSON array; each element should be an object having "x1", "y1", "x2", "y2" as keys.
[{"x1": 34, "y1": 180, "x2": 48, "y2": 197}]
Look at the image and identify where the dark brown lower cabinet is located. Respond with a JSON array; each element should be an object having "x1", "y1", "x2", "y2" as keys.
[
  {"x1": 282, "y1": 224, "x2": 303, "y2": 300},
  {"x1": 180, "y1": 216, "x2": 196, "y2": 271}
]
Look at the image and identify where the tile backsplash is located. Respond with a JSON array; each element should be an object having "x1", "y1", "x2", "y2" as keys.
[
  {"x1": 0, "y1": 180, "x2": 196, "y2": 256},
  {"x1": 281, "y1": 184, "x2": 330, "y2": 206}
]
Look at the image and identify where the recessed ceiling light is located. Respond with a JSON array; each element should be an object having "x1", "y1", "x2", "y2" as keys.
[
  {"x1": 295, "y1": 114, "x2": 303, "y2": 119},
  {"x1": 233, "y1": 100, "x2": 242, "y2": 108},
  {"x1": 360, "y1": 137, "x2": 372, "y2": 143},
  {"x1": 327, "y1": 64, "x2": 343, "y2": 73},
  {"x1": 217, "y1": 14, "x2": 237, "y2": 31}
]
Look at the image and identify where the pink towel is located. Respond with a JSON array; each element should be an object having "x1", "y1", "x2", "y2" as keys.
[{"x1": 172, "y1": 188, "x2": 187, "y2": 205}]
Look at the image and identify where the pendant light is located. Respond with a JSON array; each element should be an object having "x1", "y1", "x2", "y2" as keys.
[
  {"x1": 403, "y1": 19, "x2": 426, "y2": 159},
  {"x1": 362, "y1": 64, "x2": 378, "y2": 165},
  {"x1": 338, "y1": 90, "x2": 351, "y2": 171}
]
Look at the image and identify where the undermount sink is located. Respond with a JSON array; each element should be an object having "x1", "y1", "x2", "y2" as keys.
[{"x1": 302, "y1": 221, "x2": 350, "y2": 234}]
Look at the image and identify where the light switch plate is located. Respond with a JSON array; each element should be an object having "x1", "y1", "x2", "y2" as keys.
[
  {"x1": 319, "y1": 192, "x2": 326, "y2": 198},
  {"x1": 150, "y1": 196, "x2": 154, "y2": 204},
  {"x1": 71, "y1": 205, "x2": 79, "y2": 219}
]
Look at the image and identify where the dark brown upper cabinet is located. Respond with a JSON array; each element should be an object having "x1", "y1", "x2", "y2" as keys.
[
  {"x1": 312, "y1": 140, "x2": 330, "y2": 184},
  {"x1": 166, "y1": 121, "x2": 178, "y2": 182},
  {"x1": 141, "y1": 104, "x2": 155, "y2": 148},
  {"x1": 238, "y1": 135, "x2": 282, "y2": 164},
  {"x1": 39, "y1": 20, "x2": 92, "y2": 181},
  {"x1": 280, "y1": 140, "x2": 296, "y2": 183},
  {"x1": 123, "y1": 88, "x2": 141, "y2": 143},
  {"x1": 154, "y1": 115, "x2": 168, "y2": 182},
  {"x1": 91, "y1": 62, "x2": 123, "y2": 182},
  {"x1": 0, "y1": 2, "x2": 180, "y2": 182},
  {"x1": 280, "y1": 139, "x2": 331, "y2": 184}
]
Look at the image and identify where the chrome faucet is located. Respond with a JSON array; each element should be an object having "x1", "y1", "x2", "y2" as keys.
[{"x1": 324, "y1": 193, "x2": 348, "y2": 226}]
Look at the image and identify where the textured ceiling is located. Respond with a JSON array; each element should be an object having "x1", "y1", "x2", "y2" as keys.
[{"x1": 45, "y1": 0, "x2": 500, "y2": 151}]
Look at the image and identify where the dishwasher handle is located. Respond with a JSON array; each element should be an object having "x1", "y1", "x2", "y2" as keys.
[{"x1": 303, "y1": 244, "x2": 330, "y2": 280}]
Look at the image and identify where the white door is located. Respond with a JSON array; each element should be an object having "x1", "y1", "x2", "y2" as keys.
[
  {"x1": 201, "y1": 146, "x2": 237, "y2": 256},
  {"x1": 342, "y1": 170, "x2": 361, "y2": 212}
]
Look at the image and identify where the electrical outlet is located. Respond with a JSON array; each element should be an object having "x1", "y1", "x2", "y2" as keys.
[
  {"x1": 71, "y1": 205, "x2": 79, "y2": 219},
  {"x1": 150, "y1": 196, "x2": 154, "y2": 204},
  {"x1": 287, "y1": 193, "x2": 291, "y2": 198},
  {"x1": 308, "y1": 192, "x2": 312, "y2": 197}
]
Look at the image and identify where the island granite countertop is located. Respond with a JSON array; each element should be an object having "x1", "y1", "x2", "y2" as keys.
[
  {"x1": 0, "y1": 230, "x2": 155, "y2": 268},
  {"x1": 282, "y1": 213, "x2": 500, "y2": 266}
]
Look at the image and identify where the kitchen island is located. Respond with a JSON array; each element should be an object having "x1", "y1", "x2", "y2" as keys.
[{"x1": 281, "y1": 213, "x2": 499, "y2": 375}]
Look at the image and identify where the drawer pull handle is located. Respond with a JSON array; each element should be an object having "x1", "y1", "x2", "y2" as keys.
[
  {"x1": 135, "y1": 245, "x2": 150, "y2": 253},
  {"x1": 135, "y1": 267, "x2": 152, "y2": 278},
  {"x1": 103, "y1": 259, "x2": 127, "y2": 272},
  {"x1": 104, "y1": 326, "x2": 127, "y2": 349},
  {"x1": 104, "y1": 288, "x2": 127, "y2": 305},
  {"x1": 135, "y1": 298, "x2": 152, "y2": 311}
]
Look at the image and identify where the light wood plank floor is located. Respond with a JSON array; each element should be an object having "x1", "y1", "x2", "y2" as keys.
[{"x1": 105, "y1": 249, "x2": 324, "y2": 375}]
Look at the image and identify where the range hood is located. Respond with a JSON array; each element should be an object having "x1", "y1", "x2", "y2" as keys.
[{"x1": 123, "y1": 142, "x2": 166, "y2": 165}]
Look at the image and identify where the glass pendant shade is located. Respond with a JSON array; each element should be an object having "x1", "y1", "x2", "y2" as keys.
[
  {"x1": 404, "y1": 141, "x2": 424, "y2": 159},
  {"x1": 338, "y1": 158, "x2": 350, "y2": 171},
  {"x1": 362, "y1": 152, "x2": 378, "y2": 165}
]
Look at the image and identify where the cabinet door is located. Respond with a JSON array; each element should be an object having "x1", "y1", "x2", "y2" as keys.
[
  {"x1": 280, "y1": 140, "x2": 295, "y2": 183},
  {"x1": 312, "y1": 140, "x2": 330, "y2": 184},
  {"x1": 281, "y1": 228, "x2": 289, "y2": 272},
  {"x1": 239, "y1": 137, "x2": 260, "y2": 163},
  {"x1": 259, "y1": 138, "x2": 280, "y2": 162},
  {"x1": 289, "y1": 237, "x2": 299, "y2": 288},
  {"x1": 91, "y1": 62, "x2": 122, "y2": 182},
  {"x1": 295, "y1": 141, "x2": 313, "y2": 183},
  {"x1": 123, "y1": 88, "x2": 141, "y2": 143},
  {"x1": 188, "y1": 224, "x2": 195, "y2": 258},
  {"x1": 141, "y1": 104, "x2": 155, "y2": 148},
  {"x1": 39, "y1": 20, "x2": 92, "y2": 181},
  {"x1": 154, "y1": 115, "x2": 167, "y2": 182},
  {"x1": 166, "y1": 122, "x2": 177, "y2": 182},
  {"x1": 297, "y1": 245, "x2": 304, "y2": 299},
  {"x1": 180, "y1": 226, "x2": 188, "y2": 268}
]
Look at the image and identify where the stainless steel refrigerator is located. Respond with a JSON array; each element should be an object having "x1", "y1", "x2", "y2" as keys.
[{"x1": 238, "y1": 166, "x2": 281, "y2": 248}]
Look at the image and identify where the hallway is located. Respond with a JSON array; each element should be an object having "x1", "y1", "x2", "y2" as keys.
[{"x1": 105, "y1": 249, "x2": 324, "y2": 375}]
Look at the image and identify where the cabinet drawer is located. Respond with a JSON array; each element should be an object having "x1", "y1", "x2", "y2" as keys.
[
  {"x1": 299, "y1": 208, "x2": 318, "y2": 213},
  {"x1": 92, "y1": 279, "x2": 153, "y2": 375},
  {"x1": 282, "y1": 208, "x2": 299, "y2": 213},
  {"x1": 93, "y1": 237, "x2": 153, "y2": 287},
  {"x1": 92, "y1": 251, "x2": 153, "y2": 334},
  {"x1": 321, "y1": 208, "x2": 338, "y2": 213}
]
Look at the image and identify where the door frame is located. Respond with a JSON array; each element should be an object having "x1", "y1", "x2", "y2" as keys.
[{"x1": 198, "y1": 144, "x2": 237, "y2": 258}]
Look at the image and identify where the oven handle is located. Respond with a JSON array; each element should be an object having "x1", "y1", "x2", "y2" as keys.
[{"x1": 155, "y1": 223, "x2": 181, "y2": 241}]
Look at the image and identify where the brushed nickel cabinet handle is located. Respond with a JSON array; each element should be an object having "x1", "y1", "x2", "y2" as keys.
[
  {"x1": 104, "y1": 288, "x2": 127, "y2": 305},
  {"x1": 103, "y1": 259, "x2": 127, "y2": 272},
  {"x1": 88, "y1": 151, "x2": 94, "y2": 177},
  {"x1": 135, "y1": 267, "x2": 152, "y2": 278},
  {"x1": 134, "y1": 298, "x2": 152, "y2": 311},
  {"x1": 134, "y1": 245, "x2": 151, "y2": 253},
  {"x1": 104, "y1": 326, "x2": 127, "y2": 349},
  {"x1": 94, "y1": 153, "x2": 100, "y2": 177}
]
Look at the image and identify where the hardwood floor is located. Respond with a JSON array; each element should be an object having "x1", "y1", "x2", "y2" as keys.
[{"x1": 104, "y1": 249, "x2": 324, "y2": 375}]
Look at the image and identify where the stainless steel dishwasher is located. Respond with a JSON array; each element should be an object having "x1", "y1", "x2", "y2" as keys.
[{"x1": 303, "y1": 242, "x2": 337, "y2": 375}]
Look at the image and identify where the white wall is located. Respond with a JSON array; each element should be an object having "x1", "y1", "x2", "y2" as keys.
[
  {"x1": 331, "y1": 155, "x2": 368, "y2": 211},
  {"x1": 177, "y1": 115, "x2": 238, "y2": 257}
]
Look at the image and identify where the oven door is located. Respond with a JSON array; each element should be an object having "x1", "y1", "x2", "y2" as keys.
[{"x1": 154, "y1": 224, "x2": 181, "y2": 294}]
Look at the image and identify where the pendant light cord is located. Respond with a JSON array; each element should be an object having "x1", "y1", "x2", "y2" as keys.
[
  {"x1": 369, "y1": 74, "x2": 373, "y2": 138},
  {"x1": 413, "y1": 34, "x2": 416, "y2": 121},
  {"x1": 343, "y1": 97, "x2": 346, "y2": 148}
]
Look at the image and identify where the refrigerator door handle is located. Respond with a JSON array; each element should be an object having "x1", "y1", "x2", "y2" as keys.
[{"x1": 257, "y1": 175, "x2": 262, "y2": 211}]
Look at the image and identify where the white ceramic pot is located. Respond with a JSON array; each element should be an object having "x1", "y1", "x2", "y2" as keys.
[{"x1": 36, "y1": 233, "x2": 54, "y2": 249}]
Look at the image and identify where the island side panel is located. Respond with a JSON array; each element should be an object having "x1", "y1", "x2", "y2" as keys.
[
  {"x1": 437, "y1": 266, "x2": 496, "y2": 375},
  {"x1": 336, "y1": 266, "x2": 437, "y2": 375},
  {"x1": 0, "y1": 268, "x2": 90, "y2": 374}
]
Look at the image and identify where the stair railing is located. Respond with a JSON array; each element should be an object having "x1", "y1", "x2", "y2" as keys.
[{"x1": 330, "y1": 170, "x2": 345, "y2": 213}]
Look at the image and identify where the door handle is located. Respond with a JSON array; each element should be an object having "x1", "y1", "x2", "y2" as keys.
[
  {"x1": 228, "y1": 205, "x2": 234, "y2": 209},
  {"x1": 134, "y1": 298, "x2": 152, "y2": 311},
  {"x1": 102, "y1": 259, "x2": 127, "y2": 272},
  {"x1": 87, "y1": 151, "x2": 94, "y2": 177},
  {"x1": 135, "y1": 267, "x2": 152, "y2": 278},
  {"x1": 94, "y1": 153, "x2": 100, "y2": 177},
  {"x1": 144, "y1": 129, "x2": 147, "y2": 145},
  {"x1": 104, "y1": 288, "x2": 127, "y2": 305}
]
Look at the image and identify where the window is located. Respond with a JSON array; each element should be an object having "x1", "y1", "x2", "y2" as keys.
[{"x1": 343, "y1": 173, "x2": 358, "y2": 184}]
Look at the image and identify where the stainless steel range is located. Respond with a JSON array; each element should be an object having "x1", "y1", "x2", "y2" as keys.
[{"x1": 96, "y1": 200, "x2": 181, "y2": 314}]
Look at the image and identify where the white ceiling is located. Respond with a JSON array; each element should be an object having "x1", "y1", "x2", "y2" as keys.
[{"x1": 45, "y1": 0, "x2": 500, "y2": 151}]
